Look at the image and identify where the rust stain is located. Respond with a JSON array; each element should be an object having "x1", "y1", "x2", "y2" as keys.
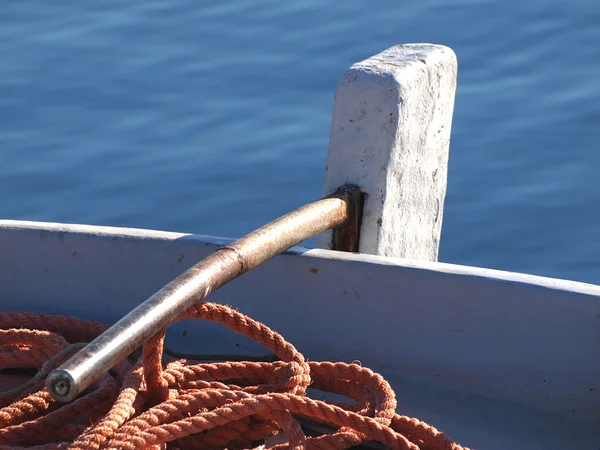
[
  {"x1": 332, "y1": 185, "x2": 363, "y2": 253},
  {"x1": 308, "y1": 268, "x2": 319, "y2": 274}
]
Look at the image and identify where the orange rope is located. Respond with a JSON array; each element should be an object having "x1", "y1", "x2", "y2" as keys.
[{"x1": 0, "y1": 303, "x2": 470, "y2": 450}]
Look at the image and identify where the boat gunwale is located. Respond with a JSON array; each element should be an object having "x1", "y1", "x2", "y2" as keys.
[{"x1": 2, "y1": 219, "x2": 599, "y2": 298}]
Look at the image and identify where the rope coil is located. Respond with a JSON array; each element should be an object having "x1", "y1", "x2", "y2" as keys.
[{"x1": 0, "y1": 304, "x2": 470, "y2": 449}]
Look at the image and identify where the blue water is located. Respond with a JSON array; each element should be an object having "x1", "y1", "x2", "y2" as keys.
[{"x1": 1, "y1": 1, "x2": 599, "y2": 284}]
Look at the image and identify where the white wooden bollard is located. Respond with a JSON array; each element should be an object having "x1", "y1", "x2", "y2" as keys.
[{"x1": 317, "y1": 44, "x2": 458, "y2": 261}]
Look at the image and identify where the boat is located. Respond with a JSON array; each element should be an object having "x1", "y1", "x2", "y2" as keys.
[{"x1": 1, "y1": 43, "x2": 599, "y2": 449}]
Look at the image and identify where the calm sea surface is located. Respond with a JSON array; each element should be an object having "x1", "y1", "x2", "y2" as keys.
[{"x1": 1, "y1": 1, "x2": 599, "y2": 283}]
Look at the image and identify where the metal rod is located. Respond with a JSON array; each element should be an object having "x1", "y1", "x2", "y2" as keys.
[{"x1": 46, "y1": 185, "x2": 361, "y2": 403}]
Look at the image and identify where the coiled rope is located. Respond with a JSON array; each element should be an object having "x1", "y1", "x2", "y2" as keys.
[{"x1": 0, "y1": 303, "x2": 469, "y2": 449}]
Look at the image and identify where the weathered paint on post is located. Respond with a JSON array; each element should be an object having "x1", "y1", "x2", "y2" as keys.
[{"x1": 317, "y1": 44, "x2": 458, "y2": 261}]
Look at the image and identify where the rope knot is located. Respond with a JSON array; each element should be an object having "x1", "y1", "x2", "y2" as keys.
[{"x1": 266, "y1": 361, "x2": 311, "y2": 395}]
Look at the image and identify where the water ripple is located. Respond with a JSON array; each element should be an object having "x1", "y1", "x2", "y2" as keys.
[{"x1": 1, "y1": 0, "x2": 599, "y2": 283}]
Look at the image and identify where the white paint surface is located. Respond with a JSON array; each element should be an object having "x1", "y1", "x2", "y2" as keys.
[
  {"x1": 317, "y1": 44, "x2": 457, "y2": 261},
  {"x1": 1, "y1": 220, "x2": 600, "y2": 449}
]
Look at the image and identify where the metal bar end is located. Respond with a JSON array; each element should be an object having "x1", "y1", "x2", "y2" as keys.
[{"x1": 46, "y1": 369, "x2": 78, "y2": 403}]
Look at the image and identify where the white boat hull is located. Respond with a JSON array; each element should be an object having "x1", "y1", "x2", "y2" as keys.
[{"x1": 1, "y1": 220, "x2": 599, "y2": 449}]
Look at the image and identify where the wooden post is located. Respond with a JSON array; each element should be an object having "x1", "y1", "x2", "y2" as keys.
[{"x1": 317, "y1": 44, "x2": 458, "y2": 261}]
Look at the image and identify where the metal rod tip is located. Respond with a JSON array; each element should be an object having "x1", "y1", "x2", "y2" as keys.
[{"x1": 46, "y1": 369, "x2": 78, "y2": 403}]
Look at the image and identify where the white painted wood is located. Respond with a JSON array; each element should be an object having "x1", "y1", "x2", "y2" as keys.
[
  {"x1": 317, "y1": 44, "x2": 457, "y2": 261},
  {"x1": 1, "y1": 220, "x2": 600, "y2": 448}
]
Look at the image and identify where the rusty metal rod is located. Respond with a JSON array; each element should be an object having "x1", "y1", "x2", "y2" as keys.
[{"x1": 46, "y1": 185, "x2": 361, "y2": 403}]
